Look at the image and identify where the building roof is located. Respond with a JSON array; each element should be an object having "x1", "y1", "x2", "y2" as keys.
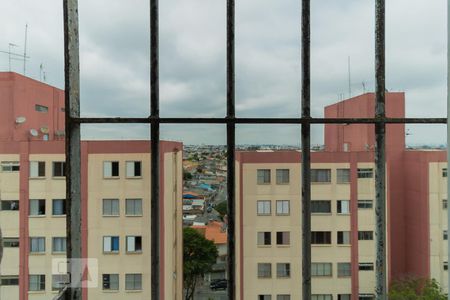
[{"x1": 192, "y1": 221, "x2": 227, "y2": 245}]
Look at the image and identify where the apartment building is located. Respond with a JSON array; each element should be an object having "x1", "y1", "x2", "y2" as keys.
[
  {"x1": 235, "y1": 93, "x2": 447, "y2": 300},
  {"x1": 0, "y1": 72, "x2": 183, "y2": 300}
]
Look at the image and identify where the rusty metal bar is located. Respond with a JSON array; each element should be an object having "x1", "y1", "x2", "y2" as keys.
[
  {"x1": 301, "y1": 0, "x2": 311, "y2": 299},
  {"x1": 150, "y1": 0, "x2": 160, "y2": 298},
  {"x1": 63, "y1": 0, "x2": 82, "y2": 299},
  {"x1": 226, "y1": 0, "x2": 236, "y2": 298},
  {"x1": 73, "y1": 116, "x2": 448, "y2": 124},
  {"x1": 375, "y1": 0, "x2": 387, "y2": 299}
]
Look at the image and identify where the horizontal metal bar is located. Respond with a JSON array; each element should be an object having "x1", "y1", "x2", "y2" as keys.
[{"x1": 72, "y1": 117, "x2": 447, "y2": 124}]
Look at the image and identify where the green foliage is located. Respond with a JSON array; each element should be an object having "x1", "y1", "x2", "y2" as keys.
[
  {"x1": 183, "y1": 227, "x2": 218, "y2": 300},
  {"x1": 183, "y1": 170, "x2": 193, "y2": 180},
  {"x1": 388, "y1": 278, "x2": 446, "y2": 300},
  {"x1": 215, "y1": 201, "x2": 227, "y2": 217}
]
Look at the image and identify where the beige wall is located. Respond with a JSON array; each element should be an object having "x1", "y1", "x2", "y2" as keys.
[
  {"x1": 0, "y1": 154, "x2": 20, "y2": 300},
  {"x1": 0, "y1": 151, "x2": 182, "y2": 300},
  {"x1": 429, "y1": 162, "x2": 448, "y2": 293},
  {"x1": 241, "y1": 163, "x2": 302, "y2": 299},
  {"x1": 239, "y1": 161, "x2": 380, "y2": 299}
]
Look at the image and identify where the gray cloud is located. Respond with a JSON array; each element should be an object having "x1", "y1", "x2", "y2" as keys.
[{"x1": 1, "y1": 0, "x2": 447, "y2": 145}]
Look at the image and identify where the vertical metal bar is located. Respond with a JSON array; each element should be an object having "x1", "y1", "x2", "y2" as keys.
[
  {"x1": 226, "y1": 0, "x2": 235, "y2": 299},
  {"x1": 150, "y1": 0, "x2": 160, "y2": 299},
  {"x1": 447, "y1": 1, "x2": 450, "y2": 299},
  {"x1": 301, "y1": 0, "x2": 311, "y2": 299},
  {"x1": 375, "y1": 0, "x2": 387, "y2": 299},
  {"x1": 63, "y1": 0, "x2": 82, "y2": 299}
]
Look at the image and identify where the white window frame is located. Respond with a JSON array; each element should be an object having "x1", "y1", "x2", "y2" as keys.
[
  {"x1": 257, "y1": 200, "x2": 271, "y2": 216},
  {"x1": 276, "y1": 200, "x2": 290, "y2": 216}
]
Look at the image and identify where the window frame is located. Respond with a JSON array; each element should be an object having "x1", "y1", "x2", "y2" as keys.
[{"x1": 61, "y1": 0, "x2": 433, "y2": 297}]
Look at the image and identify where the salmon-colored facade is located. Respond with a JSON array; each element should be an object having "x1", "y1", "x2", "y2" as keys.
[
  {"x1": 234, "y1": 92, "x2": 447, "y2": 299},
  {"x1": 0, "y1": 73, "x2": 183, "y2": 300}
]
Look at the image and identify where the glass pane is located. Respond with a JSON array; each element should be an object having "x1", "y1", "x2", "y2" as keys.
[
  {"x1": 236, "y1": 0, "x2": 300, "y2": 117},
  {"x1": 160, "y1": 0, "x2": 226, "y2": 117}
]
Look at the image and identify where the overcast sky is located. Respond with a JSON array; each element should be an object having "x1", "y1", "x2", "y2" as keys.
[{"x1": 1, "y1": 0, "x2": 447, "y2": 145}]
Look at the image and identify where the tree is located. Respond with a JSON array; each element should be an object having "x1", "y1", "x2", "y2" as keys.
[
  {"x1": 215, "y1": 201, "x2": 227, "y2": 218},
  {"x1": 183, "y1": 227, "x2": 218, "y2": 300},
  {"x1": 389, "y1": 278, "x2": 446, "y2": 300},
  {"x1": 183, "y1": 170, "x2": 193, "y2": 181}
]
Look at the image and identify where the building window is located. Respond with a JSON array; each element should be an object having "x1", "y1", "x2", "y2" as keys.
[
  {"x1": 276, "y1": 169, "x2": 290, "y2": 184},
  {"x1": 30, "y1": 237, "x2": 45, "y2": 253},
  {"x1": 126, "y1": 161, "x2": 142, "y2": 177},
  {"x1": 443, "y1": 199, "x2": 448, "y2": 209},
  {"x1": 35, "y1": 104, "x2": 48, "y2": 112},
  {"x1": 358, "y1": 231, "x2": 374, "y2": 240},
  {"x1": 52, "y1": 161, "x2": 66, "y2": 177},
  {"x1": 276, "y1": 232, "x2": 290, "y2": 246},
  {"x1": 1, "y1": 276, "x2": 19, "y2": 286},
  {"x1": 312, "y1": 295, "x2": 332, "y2": 300},
  {"x1": 1, "y1": 200, "x2": 19, "y2": 211},
  {"x1": 1, "y1": 161, "x2": 20, "y2": 172},
  {"x1": 444, "y1": 262, "x2": 448, "y2": 271},
  {"x1": 311, "y1": 232, "x2": 331, "y2": 245},
  {"x1": 337, "y1": 200, "x2": 350, "y2": 214},
  {"x1": 3, "y1": 238, "x2": 19, "y2": 247},
  {"x1": 337, "y1": 231, "x2": 351, "y2": 245},
  {"x1": 52, "y1": 274, "x2": 69, "y2": 291},
  {"x1": 443, "y1": 168, "x2": 448, "y2": 177},
  {"x1": 257, "y1": 200, "x2": 271, "y2": 216},
  {"x1": 126, "y1": 236, "x2": 142, "y2": 253},
  {"x1": 311, "y1": 200, "x2": 331, "y2": 213},
  {"x1": 259, "y1": 296, "x2": 272, "y2": 300},
  {"x1": 103, "y1": 199, "x2": 119, "y2": 216},
  {"x1": 276, "y1": 200, "x2": 290, "y2": 215},
  {"x1": 359, "y1": 294, "x2": 375, "y2": 300},
  {"x1": 337, "y1": 263, "x2": 351, "y2": 277},
  {"x1": 444, "y1": 230, "x2": 448, "y2": 240},
  {"x1": 277, "y1": 296, "x2": 291, "y2": 300},
  {"x1": 258, "y1": 263, "x2": 272, "y2": 278},
  {"x1": 103, "y1": 236, "x2": 120, "y2": 253},
  {"x1": 52, "y1": 199, "x2": 66, "y2": 215},
  {"x1": 30, "y1": 161, "x2": 45, "y2": 177},
  {"x1": 359, "y1": 263, "x2": 374, "y2": 271},
  {"x1": 257, "y1": 232, "x2": 271, "y2": 246},
  {"x1": 29, "y1": 275, "x2": 45, "y2": 291},
  {"x1": 358, "y1": 200, "x2": 373, "y2": 209},
  {"x1": 125, "y1": 274, "x2": 142, "y2": 290},
  {"x1": 126, "y1": 198, "x2": 143, "y2": 216},
  {"x1": 357, "y1": 168, "x2": 373, "y2": 178},
  {"x1": 276, "y1": 263, "x2": 291, "y2": 278},
  {"x1": 104, "y1": 161, "x2": 119, "y2": 177},
  {"x1": 52, "y1": 237, "x2": 66, "y2": 253},
  {"x1": 311, "y1": 169, "x2": 331, "y2": 183},
  {"x1": 311, "y1": 263, "x2": 332, "y2": 276},
  {"x1": 103, "y1": 274, "x2": 119, "y2": 290},
  {"x1": 337, "y1": 168, "x2": 350, "y2": 183},
  {"x1": 29, "y1": 199, "x2": 46, "y2": 216},
  {"x1": 257, "y1": 169, "x2": 271, "y2": 184},
  {"x1": 338, "y1": 295, "x2": 351, "y2": 300}
]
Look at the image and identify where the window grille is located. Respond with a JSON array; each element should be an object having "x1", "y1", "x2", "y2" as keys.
[{"x1": 61, "y1": 0, "x2": 449, "y2": 299}]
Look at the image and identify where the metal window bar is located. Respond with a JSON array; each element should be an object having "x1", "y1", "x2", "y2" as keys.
[{"x1": 60, "y1": 0, "x2": 449, "y2": 300}]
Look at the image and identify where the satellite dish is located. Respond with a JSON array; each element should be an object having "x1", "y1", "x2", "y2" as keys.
[
  {"x1": 15, "y1": 116, "x2": 26, "y2": 124},
  {"x1": 30, "y1": 129, "x2": 38, "y2": 137},
  {"x1": 40, "y1": 126, "x2": 49, "y2": 134}
]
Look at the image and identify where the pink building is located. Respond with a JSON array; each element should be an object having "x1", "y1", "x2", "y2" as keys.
[{"x1": 0, "y1": 72, "x2": 183, "y2": 300}]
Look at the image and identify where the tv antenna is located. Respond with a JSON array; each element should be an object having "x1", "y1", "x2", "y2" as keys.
[
  {"x1": 23, "y1": 24, "x2": 28, "y2": 75},
  {"x1": 348, "y1": 56, "x2": 352, "y2": 98}
]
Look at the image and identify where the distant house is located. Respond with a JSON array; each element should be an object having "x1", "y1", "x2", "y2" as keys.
[{"x1": 192, "y1": 221, "x2": 227, "y2": 280}]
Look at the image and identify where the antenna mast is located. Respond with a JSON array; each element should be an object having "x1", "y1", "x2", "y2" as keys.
[
  {"x1": 348, "y1": 56, "x2": 352, "y2": 97},
  {"x1": 23, "y1": 24, "x2": 28, "y2": 75}
]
